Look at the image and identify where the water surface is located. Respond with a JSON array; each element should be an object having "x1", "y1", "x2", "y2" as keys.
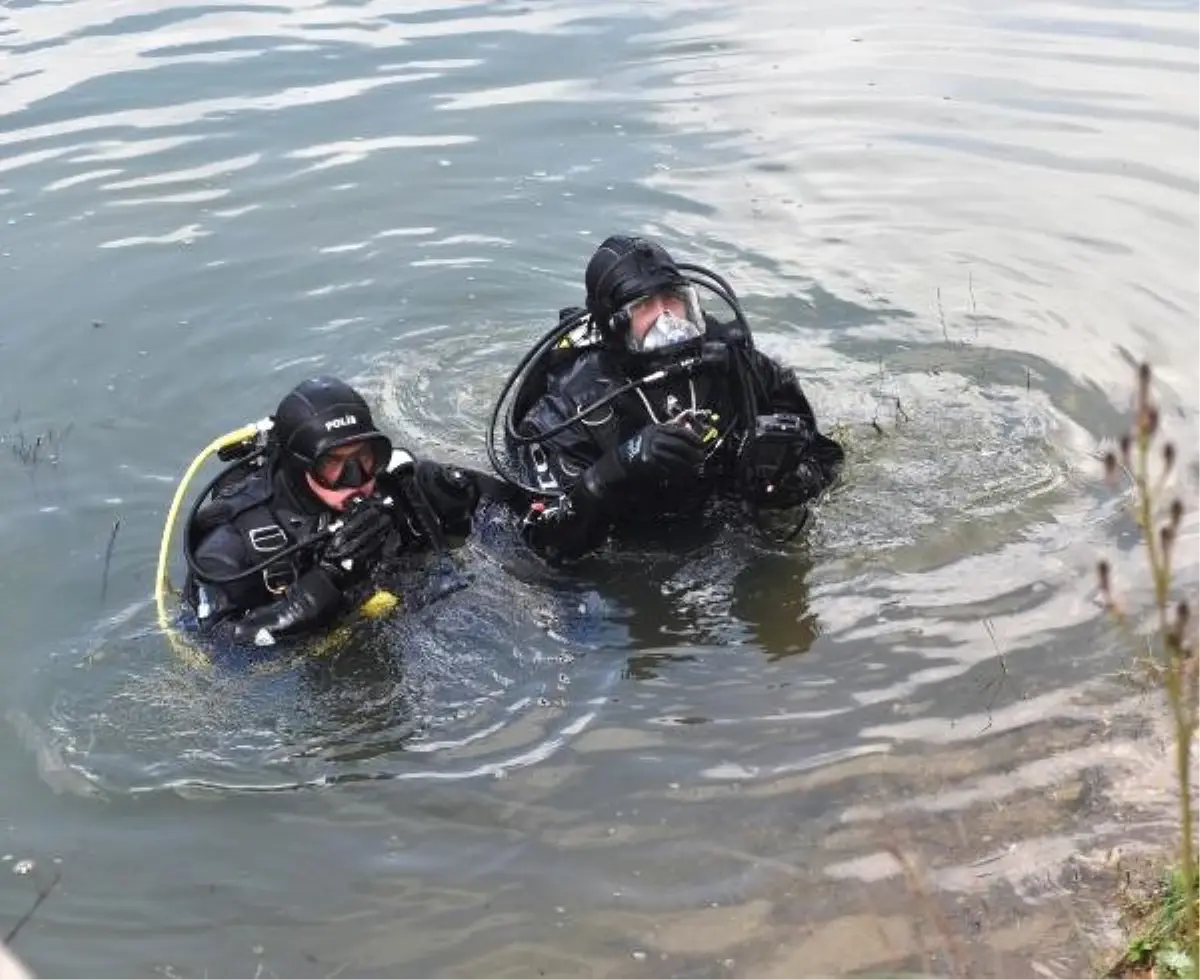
[{"x1": 0, "y1": 0, "x2": 1197, "y2": 976}]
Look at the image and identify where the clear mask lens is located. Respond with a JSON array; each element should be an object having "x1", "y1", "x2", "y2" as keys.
[
  {"x1": 622, "y1": 285, "x2": 705, "y2": 353},
  {"x1": 638, "y1": 312, "x2": 702, "y2": 352},
  {"x1": 313, "y1": 441, "x2": 384, "y2": 490}
]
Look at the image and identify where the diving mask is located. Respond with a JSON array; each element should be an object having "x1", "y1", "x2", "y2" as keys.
[
  {"x1": 310, "y1": 438, "x2": 389, "y2": 490},
  {"x1": 619, "y1": 284, "x2": 705, "y2": 354}
]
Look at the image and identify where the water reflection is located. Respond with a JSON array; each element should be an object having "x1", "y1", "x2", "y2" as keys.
[{"x1": 731, "y1": 547, "x2": 821, "y2": 660}]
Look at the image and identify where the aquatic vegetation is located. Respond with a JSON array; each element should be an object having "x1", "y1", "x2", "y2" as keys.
[
  {"x1": 0, "y1": 412, "x2": 71, "y2": 470},
  {"x1": 1098, "y1": 362, "x2": 1199, "y2": 980},
  {"x1": 0, "y1": 860, "x2": 54, "y2": 978}
]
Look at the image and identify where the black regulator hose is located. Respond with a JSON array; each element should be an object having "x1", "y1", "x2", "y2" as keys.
[
  {"x1": 181, "y1": 449, "x2": 334, "y2": 587},
  {"x1": 485, "y1": 309, "x2": 590, "y2": 492},
  {"x1": 504, "y1": 348, "x2": 722, "y2": 447}
]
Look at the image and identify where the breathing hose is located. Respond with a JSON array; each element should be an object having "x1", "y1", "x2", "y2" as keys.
[{"x1": 154, "y1": 418, "x2": 272, "y2": 661}]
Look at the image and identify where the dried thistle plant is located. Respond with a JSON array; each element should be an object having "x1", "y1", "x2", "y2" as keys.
[{"x1": 1098, "y1": 361, "x2": 1198, "y2": 975}]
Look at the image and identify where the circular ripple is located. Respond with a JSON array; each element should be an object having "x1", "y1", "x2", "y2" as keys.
[{"x1": 39, "y1": 556, "x2": 622, "y2": 798}]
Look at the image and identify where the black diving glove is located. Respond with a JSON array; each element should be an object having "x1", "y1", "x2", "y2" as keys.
[
  {"x1": 230, "y1": 565, "x2": 346, "y2": 647},
  {"x1": 581, "y1": 421, "x2": 705, "y2": 503},
  {"x1": 412, "y1": 460, "x2": 483, "y2": 537},
  {"x1": 319, "y1": 496, "x2": 395, "y2": 583}
]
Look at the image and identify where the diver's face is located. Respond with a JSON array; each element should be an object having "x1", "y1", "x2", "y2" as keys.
[
  {"x1": 305, "y1": 441, "x2": 379, "y2": 511},
  {"x1": 628, "y1": 291, "x2": 689, "y2": 343}
]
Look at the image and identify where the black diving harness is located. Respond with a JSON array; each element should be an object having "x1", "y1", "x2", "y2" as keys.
[{"x1": 485, "y1": 263, "x2": 817, "y2": 542}]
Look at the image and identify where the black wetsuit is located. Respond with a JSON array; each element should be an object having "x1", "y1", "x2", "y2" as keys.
[
  {"x1": 182, "y1": 454, "x2": 496, "y2": 647},
  {"x1": 511, "y1": 311, "x2": 845, "y2": 563}
]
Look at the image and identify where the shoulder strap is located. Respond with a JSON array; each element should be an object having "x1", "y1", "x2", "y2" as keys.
[
  {"x1": 187, "y1": 464, "x2": 272, "y2": 552},
  {"x1": 227, "y1": 480, "x2": 306, "y2": 595}
]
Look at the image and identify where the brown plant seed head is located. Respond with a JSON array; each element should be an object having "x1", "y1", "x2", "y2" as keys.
[
  {"x1": 1160, "y1": 524, "x2": 1175, "y2": 558},
  {"x1": 1120, "y1": 433, "x2": 1132, "y2": 467},
  {"x1": 1177, "y1": 599, "x2": 1191, "y2": 634},
  {"x1": 1103, "y1": 451, "x2": 1119, "y2": 483},
  {"x1": 1137, "y1": 361, "x2": 1152, "y2": 406},
  {"x1": 1144, "y1": 405, "x2": 1159, "y2": 440},
  {"x1": 1163, "y1": 441, "x2": 1176, "y2": 475},
  {"x1": 1097, "y1": 559, "x2": 1112, "y2": 596},
  {"x1": 1170, "y1": 497, "x2": 1183, "y2": 530}
]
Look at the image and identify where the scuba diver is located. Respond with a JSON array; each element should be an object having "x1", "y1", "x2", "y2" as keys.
[
  {"x1": 178, "y1": 375, "x2": 515, "y2": 650},
  {"x1": 486, "y1": 234, "x2": 845, "y2": 563}
]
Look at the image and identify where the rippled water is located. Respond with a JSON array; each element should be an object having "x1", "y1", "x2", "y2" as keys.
[{"x1": 1, "y1": 0, "x2": 1197, "y2": 976}]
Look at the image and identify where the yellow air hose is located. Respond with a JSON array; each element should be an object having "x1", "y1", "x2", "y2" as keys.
[
  {"x1": 154, "y1": 418, "x2": 401, "y2": 667},
  {"x1": 154, "y1": 420, "x2": 269, "y2": 665}
]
